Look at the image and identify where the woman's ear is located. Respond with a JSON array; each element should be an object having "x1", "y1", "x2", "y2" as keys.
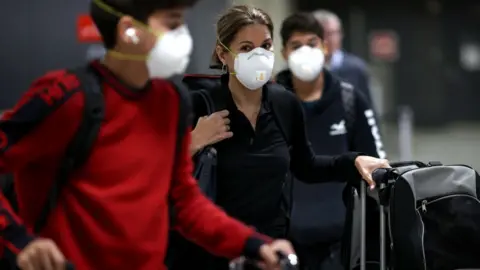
[{"x1": 215, "y1": 45, "x2": 227, "y2": 65}]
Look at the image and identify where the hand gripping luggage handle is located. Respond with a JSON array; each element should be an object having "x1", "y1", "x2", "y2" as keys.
[
  {"x1": 276, "y1": 251, "x2": 298, "y2": 269},
  {"x1": 359, "y1": 181, "x2": 367, "y2": 270},
  {"x1": 372, "y1": 168, "x2": 397, "y2": 187},
  {"x1": 229, "y1": 251, "x2": 298, "y2": 270}
]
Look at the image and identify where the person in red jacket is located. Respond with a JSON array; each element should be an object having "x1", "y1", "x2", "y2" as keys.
[{"x1": 0, "y1": 0, "x2": 295, "y2": 269}]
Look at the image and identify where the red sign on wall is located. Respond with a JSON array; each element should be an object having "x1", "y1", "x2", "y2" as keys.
[
  {"x1": 77, "y1": 14, "x2": 102, "y2": 43},
  {"x1": 369, "y1": 31, "x2": 399, "y2": 62}
]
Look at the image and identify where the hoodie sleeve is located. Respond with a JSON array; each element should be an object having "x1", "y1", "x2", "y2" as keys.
[{"x1": 349, "y1": 91, "x2": 387, "y2": 159}]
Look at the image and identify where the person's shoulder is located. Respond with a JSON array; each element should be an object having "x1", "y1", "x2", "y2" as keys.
[
  {"x1": 348, "y1": 82, "x2": 372, "y2": 112},
  {"x1": 0, "y1": 70, "x2": 85, "y2": 152},
  {"x1": 167, "y1": 75, "x2": 191, "y2": 102},
  {"x1": 266, "y1": 82, "x2": 301, "y2": 114},
  {"x1": 266, "y1": 82, "x2": 297, "y2": 101},
  {"x1": 274, "y1": 69, "x2": 294, "y2": 90},
  {"x1": 151, "y1": 77, "x2": 193, "y2": 118},
  {"x1": 183, "y1": 74, "x2": 222, "y2": 92},
  {"x1": 10, "y1": 70, "x2": 84, "y2": 118},
  {"x1": 343, "y1": 52, "x2": 368, "y2": 71},
  {"x1": 182, "y1": 74, "x2": 224, "y2": 113}
]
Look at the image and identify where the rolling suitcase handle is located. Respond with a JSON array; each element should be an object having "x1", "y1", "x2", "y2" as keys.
[
  {"x1": 389, "y1": 161, "x2": 427, "y2": 168},
  {"x1": 371, "y1": 168, "x2": 398, "y2": 270},
  {"x1": 359, "y1": 181, "x2": 367, "y2": 270},
  {"x1": 229, "y1": 251, "x2": 298, "y2": 270},
  {"x1": 359, "y1": 169, "x2": 397, "y2": 270}
]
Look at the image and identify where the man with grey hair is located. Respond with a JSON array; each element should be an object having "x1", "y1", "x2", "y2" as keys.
[{"x1": 312, "y1": 9, "x2": 373, "y2": 105}]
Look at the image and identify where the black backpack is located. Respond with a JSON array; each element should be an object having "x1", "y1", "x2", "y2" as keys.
[{"x1": 0, "y1": 66, "x2": 189, "y2": 234}]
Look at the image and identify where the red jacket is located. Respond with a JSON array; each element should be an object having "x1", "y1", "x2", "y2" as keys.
[{"x1": 0, "y1": 61, "x2": 267, "y2": 269}]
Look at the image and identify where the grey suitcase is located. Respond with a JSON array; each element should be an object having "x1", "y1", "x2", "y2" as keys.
[{"x1": 355, "y1": 161, "x2": 480, "y2": 270}]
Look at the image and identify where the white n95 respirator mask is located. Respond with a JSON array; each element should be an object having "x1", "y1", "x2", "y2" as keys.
[
  {"x1": 233, "y1": 47, "x2": 275, "y2": 90},
  {"x1": 288, "y1": 46, "x2": 325, "y2": 82},
  {"x1": 146, "y1": 25, "x2": 193, "y2": 79}
]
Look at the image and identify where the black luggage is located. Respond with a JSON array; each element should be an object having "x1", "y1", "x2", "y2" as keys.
[{"x1": 344, "y1": 161, "x2": 480, "y2": 270}]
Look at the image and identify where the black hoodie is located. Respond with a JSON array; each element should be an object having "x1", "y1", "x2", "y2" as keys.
[{"x1": 276, "y1": 69, "x2": 386, "y2": 245}]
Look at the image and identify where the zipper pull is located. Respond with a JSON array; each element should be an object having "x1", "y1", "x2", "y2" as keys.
[{"x1": 421, "y1": 200, "x2": 428, "y2": 213}]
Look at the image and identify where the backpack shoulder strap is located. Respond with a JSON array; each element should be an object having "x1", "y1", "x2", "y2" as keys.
[
  {"x1": 340, "y1": 81, "x2": 356, "y2": 149},
  {"x1": 167, "y1": 78, "x2": 191, "y2": 226},
  {"x1": 267, "y1": 83, "x2": 294, "y2": 146},
  {"x1": 34, "y1": 66, "x2": 104, "y2": 233},
  {"x1": 169, "y1": 78, "x2": 191, "y2": 164}
]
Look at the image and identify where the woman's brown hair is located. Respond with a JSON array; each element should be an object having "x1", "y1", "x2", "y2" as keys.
[{"x1": 210, "y1": 5, "x2": 274, "y2": 69}]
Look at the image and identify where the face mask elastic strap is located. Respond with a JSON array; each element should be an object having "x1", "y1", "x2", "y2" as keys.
[
  {"x1": 107, "y1": 50, "x2": 149, "y2": 61},
  {"x1": 216, "y1": 38, "x2": 238, "y2": 73},
  {"x1": 93, "y1": 0, "x2": 169, "y2": 60},
  {"x1": 216, "y1": 38, "x2": 238, "y2": 58}
]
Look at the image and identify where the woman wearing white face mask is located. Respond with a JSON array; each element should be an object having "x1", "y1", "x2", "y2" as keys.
[
  {"x1": 276, "y1": 13, "x2": 386, "y2": 270},
  {"x1": 182, "y1": 5, "x2": 390, "y2": 270}
]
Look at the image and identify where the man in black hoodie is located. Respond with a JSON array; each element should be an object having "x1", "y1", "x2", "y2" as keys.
[{"x1": 276, "y1": 13, "x2": 386, "y2": 270}]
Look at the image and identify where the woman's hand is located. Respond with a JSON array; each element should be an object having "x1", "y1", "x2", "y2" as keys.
[
  {"x1": 354, "y1": 156, "x2": 390, "y2": 189},
  {"x1": 190, "y1": 110, "x2": 233, "y2": 154}
]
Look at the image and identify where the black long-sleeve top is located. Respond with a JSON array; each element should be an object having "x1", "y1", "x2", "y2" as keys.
[{"x1": 184, "y1": 74, "x2": 361, "y2": 236}]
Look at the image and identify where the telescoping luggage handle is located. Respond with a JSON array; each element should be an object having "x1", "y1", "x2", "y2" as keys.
[
  {"x1": 229, "y1": 251, "x2": 298, "y2": 270},
  {"x1": 374, "y1": 168, "x2": 397, "y2": 270},
  {"x1": 359, "y1": 168, "x2": 398, "y2": 270}
]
